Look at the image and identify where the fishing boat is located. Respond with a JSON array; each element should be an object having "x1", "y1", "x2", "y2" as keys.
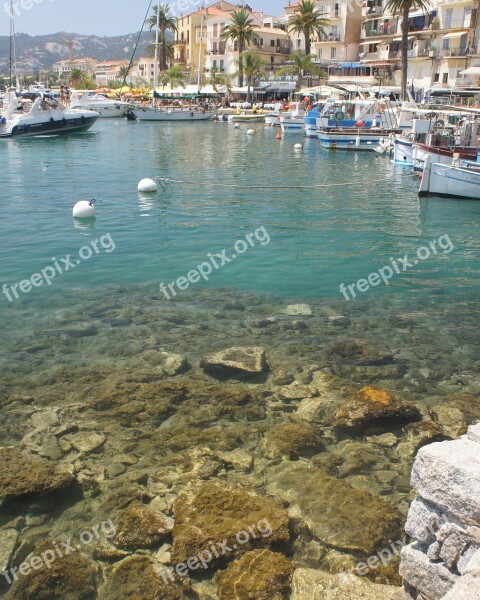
[
  {"x1": 228, "y1": 113, "x2": 265, "y2": 123},
  {"x1": 318, "y1": 127, "x2": 401, "y2": 151},
  {"x1": 71, "y1": 94, "x2": 132, "y2": 118},
  {"x1": 419, "y1": 156, "x2": 480, "y2": 199},
  {"x1": 412, "y1": 123, "x2": 479, "y2": 171},
  {"x1": 0, "y1": 93, "x2": 99, "y2": 138}
]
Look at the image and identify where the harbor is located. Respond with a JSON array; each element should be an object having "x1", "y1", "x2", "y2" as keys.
[{"x1": 1, "y1": 1, "x2": 480, "y2": 599}]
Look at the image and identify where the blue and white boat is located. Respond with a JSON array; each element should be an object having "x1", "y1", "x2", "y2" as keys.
[{"x1": 318, "y1": 128, "x2": 397, "y2": 150}]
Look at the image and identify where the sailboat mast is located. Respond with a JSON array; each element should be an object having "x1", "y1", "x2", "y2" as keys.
[
  {"x1": 152, "y1": 4, "x2": 161, "y2": 108},
  {"x1": 9, "y1": 0, "x2": 13, "y2": 88}
]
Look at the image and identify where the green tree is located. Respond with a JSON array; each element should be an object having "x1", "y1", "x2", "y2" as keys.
[
  {"x1": 287, "y1": 0, "x2": 330, "y2": 58},
  {"x1": 220, "y1": 9, "x2": 260, "y2": 87},
  {"x1": 69, "y1": 68, "x2": 83, "y2": 86},
  {"x1": 208, "y1": 66, "x2": 232, "y2": 93},
  {"x1": 235, "y1": 50, "x2": 265, "y2": 103},
  {"x1": 385, "y1": 0, "x2": 431, "y2": 99},
  {"x1": 165, "y1": 65, "x2": 187, "y2": 89},
  {"x1": 275, "y1": 51, "x2": 326, "y2": 91},
  {"x1": 147, "y1": 4, "x2": 178, "y2": 71}
]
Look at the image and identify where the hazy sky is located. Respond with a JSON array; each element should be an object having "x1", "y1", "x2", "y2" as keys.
[{"x1": 1, "y1": 0, "x2": 286, "y2": 37}]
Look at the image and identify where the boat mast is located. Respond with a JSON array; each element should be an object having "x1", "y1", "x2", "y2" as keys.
[
  {"x1": 9, "y1": 0, "x2": 13, "y2": 88},
  {"x1": 152, "y1": 3, "x2": 161, "y2": 108},
  {"x1": 197, "y1": 13, "x2": 205, "y2": 94}
]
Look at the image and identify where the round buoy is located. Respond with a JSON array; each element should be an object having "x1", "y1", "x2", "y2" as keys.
[
  {"x1": 356, "y1": 120, "x2": 364, "y2": 128},
  {"x1": 138, "y1": 178, "x2": 158, "y2": 193},
  {"x1": 234, "y1": 123, "x2": 240, "y2": 129},
  {"x1": 294, "y1": 143, "x2": 303, "y2": 150},
  {"x1": 73, "y1": 199, "x2": 96, "y2": 219},
  {"x1": 247, "y1": 129, "x2": 255, "y2": 136}
]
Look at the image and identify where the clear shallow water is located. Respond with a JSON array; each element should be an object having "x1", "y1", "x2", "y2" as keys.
[
  {"x1": 1, "y1": 120, "x2": 480, "y2": 598},
  {"x1": 1, "y1": 119, "x2": 479, "y2": 306}
]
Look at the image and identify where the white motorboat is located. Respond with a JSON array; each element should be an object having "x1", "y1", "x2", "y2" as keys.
[
  {"x1": 419, "y1": 156, "x2": 480, "y2": 199},
  {"x1": 318, "y1": 128, "x2": 400, "y2": 150},
  {"x1": 0, "y1": 93, "x2": 99, "y2": 138},
  {"x1": 71, "y1": 94, "x2": 132, "y2": 118}
]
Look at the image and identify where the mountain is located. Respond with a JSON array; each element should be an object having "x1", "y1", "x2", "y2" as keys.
[{"x1": 0, "y1": 31, "x2": 154, "y2": 76}]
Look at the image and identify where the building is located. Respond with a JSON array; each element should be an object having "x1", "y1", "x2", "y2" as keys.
[
  {"x1": 52, "y1": 58, "x2": 97, "y2": 78},
  {"x1": 359, "y1": 0, "x2": 480, "y2": 97},
  {"x1": 130, "y1": 57, "x2": 157, "y2": 85},
  {"x1": 93, "y1": 60, "x2": 130, "y2": 86}
]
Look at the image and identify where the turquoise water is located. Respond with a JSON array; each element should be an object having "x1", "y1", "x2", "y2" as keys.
[{"x1": 1, "y1": 120, "x2": 479, "y2": 305}]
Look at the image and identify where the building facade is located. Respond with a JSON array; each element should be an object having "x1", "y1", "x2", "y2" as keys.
[{"x1": 52, "y1": 58, "x2": 97, "y2": 78}]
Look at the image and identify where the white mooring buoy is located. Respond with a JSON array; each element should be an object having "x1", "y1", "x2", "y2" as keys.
[
  {"x1": 247, "y1": 129, "x2": 256, "y2": 136},
  {"x1": 294, "y1": 143, "x2": 303, "y2": 150},
  {"x1": 72, "y1": 199, "x2": 96, "y2": 219},
  {"x1": 234, "y1": 123, "x2": 240, "y2": 129},
  {"x1": 138, "y1": 178, "x2": 158, "y2": 193}
]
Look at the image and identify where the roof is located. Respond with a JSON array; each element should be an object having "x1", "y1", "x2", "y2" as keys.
[{"x1": 253, "y1": 27, "x2": 288, "y2": 35}]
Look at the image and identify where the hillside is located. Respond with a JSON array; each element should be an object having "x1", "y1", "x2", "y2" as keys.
[{"x1": 0, "y1": 31, "x2": 153, "y2": 75}]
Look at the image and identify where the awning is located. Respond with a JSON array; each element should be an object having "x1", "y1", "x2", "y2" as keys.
[
  {"x1": 337, "y1": 62, "x2": 365, "y2": 68},
  {"x1": 460, "y1": 66, "x2": 480, "y2": 76},
  {"x1": 392, "y1": 34, "x2": 417, "y2": 42},
  {"x1": 443, "y1": 30, "x2": 468, "y2": 39},
  {"x1": 360, "y1": 39, "x2": 383, "y2": 45}
]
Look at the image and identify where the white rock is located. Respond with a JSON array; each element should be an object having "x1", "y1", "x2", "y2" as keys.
[
  {"x1": 400, "y1": 542, "x2": 459, "y2": 600},
  {"x1": 442, "y1": 574, "x2": 480, "y2": 600},
  {"x1": 405, "y1": 497, "x2": 446, "y2": 544},
  {"x1": 283, "y1": 304, "x2": 312, "y2": 316},
  {"x1": 462, "y1": 548, "x2": 480, "y2": 577},
  {"x1": 66, "y1": 432, "x2": 106, "y2": 454},
  {"x1": 468, "y1": 423, "x2": 480, "y2": 444},
  {"x1": 458, "y1": 544, "x2": 480, "y2": 575},
  {"x1": 411, "y1": 438, "x2": 480, "y2": 525}
]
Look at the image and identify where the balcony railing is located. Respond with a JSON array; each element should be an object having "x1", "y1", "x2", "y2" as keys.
[{"x1": 441, "y1": 48, "x2": 467, "y2": 58}]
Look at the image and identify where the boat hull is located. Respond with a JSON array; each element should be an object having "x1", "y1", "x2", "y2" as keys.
[
  {"x1": 71, "y1": 104, "x2": 130, "y2": 118},
  {"x1": 5, "y1": 114, "x2": 98, "y2": 137},
  {"x1": 318, "y1": 130, "x2": 394, "y2": 150},
  {"x1": 228, "y1": 114, "x2": 265, "y2": 123},
  {"x1": 412, "y1": 143, "x2": 477, "y2": 171},
  {"x1": 280, "y1": 118, "x2": 304, "y2": 134},
  {"x1": 419, "y1": 157, "x2": 480, "y2": 199},
  {"x1": 393, "y1": 137, "x2": 413, "y2": 165},
  {"x1": 135, "y1": 108, "x2": 215, "y2": 121}
]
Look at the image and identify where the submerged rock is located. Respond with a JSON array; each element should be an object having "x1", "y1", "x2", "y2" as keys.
[
  {"x1": 290, "y1": 568, "x2": 401, "y2": 600},
  {"x1": 266, "y1": 462, "x2": 402, "y2": 556},
  {"x1": 0, "y1": 448, "x2": 74, "y2": 510},
  {"x1": 64, "y1": 431, "x2": 106, "y2": 454},
  {"x1": 142, "y1": 351, "x2": 189, "y2": 376},
  {"x1": 0, "y1": 528, "x2": 18, "y2": 574},
  {"x1": 8, "y1": 543, "x2": 97, "y2": 600},
  {"x1": 215, "y1": 549, "x2": 294, "y2": 599},
  {"x1": 329, "y1": 339, "x2": 393, "y2": 365},
  {"x1": 112, "y1": 504, "x2": 170, "y2": 549},
  {"x1": 200, "y1": 346, "x2": 268, "y2": 375},
  {"x1": 262, "y1": 422, "x2": 324, "y2": 459},
  {"x1": 334, "y1": 386, "x2": 422, "y2": 433},
  {"x1": 171, "y1": 481, "x2": 289, "y2": 566},
  {"x1": 102, "y1": 555, "x2": 188, "y2": 600},
  {"x1": 282, "y1": 304, "x2": 312, "y2": 316}
]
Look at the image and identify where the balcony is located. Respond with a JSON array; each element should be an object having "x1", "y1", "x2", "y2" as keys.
[
  {"x1": 441, "y1": 48, "x2": 467, "y2": 58},
  {"x1": 276, "y1": 46, "x2": 291, "y2": 55},
  {"x1": 174, "y1": 39, "x2": 187, "y2": 46},
  {"x1": 363, "y1": 5, "x2": 384, "y2": 18}
]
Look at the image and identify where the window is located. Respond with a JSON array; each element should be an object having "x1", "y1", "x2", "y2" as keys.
[
  {"x1": 318, "y1": 48, "x2": 323, "y2": 59},
  {"x1": 443, "y1": 39, "x2": 450, "y2": 50},
  {"x1": 220, "y1": 60, "x2": 224, "y2": 71},
  {"x1": 259, "y1": 38, "x2": 264, "y2": 46},
  {"x1": 297, "y1": 39, "x2": 301, "y2": 48},
  {"x1": 270, "y1": 39, "x2": 275, "y2": 47},
  {"x1": 213, "y1": 60, "x2": 217, "y2": 68},
  {"x1": 445, "y1": 8, "x2": 453, "y2": 29},
  {"x1": 434, "y1": 72, "x2": 439, "y2": 82},
  {"x1": 331, "y1": 47, "x2": 337, "y2": 59},
  {"x1": 443, "y1": 72, "x2": 448, "y2": 84},
  {"x1": 213, "y1": 24, "x2": 218, "y2": 37}
]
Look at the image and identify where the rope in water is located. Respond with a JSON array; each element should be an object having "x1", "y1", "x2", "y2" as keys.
[{"x1": 155, "y1": 177, "x2": 402, "y2": 190}]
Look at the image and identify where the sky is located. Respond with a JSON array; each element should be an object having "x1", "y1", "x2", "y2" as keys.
[{"x1": 1, "y1": 0, "x2": 286, "y2": 37}]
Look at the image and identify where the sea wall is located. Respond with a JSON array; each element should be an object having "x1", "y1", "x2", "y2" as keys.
[{"x1": 399, "y1": 423, "x2": 480, "y2": 599}]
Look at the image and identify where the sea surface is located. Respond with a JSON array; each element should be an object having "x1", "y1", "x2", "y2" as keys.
[{"x1": 1, "y1": 119, "x2": 480, "y2": 597}]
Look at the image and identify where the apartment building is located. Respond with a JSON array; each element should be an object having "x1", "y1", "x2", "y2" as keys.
[
  {"x1": 359, "y1": 0, "x2": 480, "y2": 95},
  {"x1": 130, "y1": 57, "x2": 157, "y2": 84},
  {"x1": 93, "y1": 60, "x2": 129, "y2": 86},
  {"x1": 52, "y1": 58, "x2": 97, "y2": 78}
]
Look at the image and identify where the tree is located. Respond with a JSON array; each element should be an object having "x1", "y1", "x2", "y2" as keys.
[
  {"x1": 147, "y1": 4, "x2": 178, "y2": 71},
  {"x1": 385, "y1": 0, "x2": 431, "y2": 100},
  {"x1": 235, "y1": 50, "x2": 264, "y2": 103},
  {"x1": 287, "y1": 0, "x2": 330, "y2": 58},
  {"x1": 208, "y1": 66, "x2": 232, "y2": 93},
  {"x1": 220, "y1": 9, "x2": 260, "y2": 87},
  {"x1": 275, "y1": 51, "x2": 326, "y2": 91},
  {"x1": 165, "y1": 65, "x2": 187, "y2": 89},
  {"x1": 69, "y1": 68, "x2": 84, "y2": 86}
]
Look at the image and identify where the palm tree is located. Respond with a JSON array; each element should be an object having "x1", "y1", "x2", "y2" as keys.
[
  {"x1": 208, "y1": 66, "x2": 232, "y2": 94},
  {"x1": 287, "y1": 0, "x2": 330, "y2": 58},
  {"x1": 165, "y1": 65, "x2": 187, "y2": 89},
  {"x1": 69, "y1": 68, "x2": 83, "y2": 86},
  {"x1": 148, "y1": 35, "x2": 175, "y2": 68},
  {"x1": 147, "y1": 4, "x2": 178, "y2": 71},
  {"x1": 385, "y1": 0, "x2": 431, "y2": 99},
  {"x1": 275, "y1": 51, "x2": 326, "y2": 91},
  {"x1": 235, "y1": 50, "x2": 265, "y2": 103},
  {"x1": 220, "y1": 9, "x2": 260, "y2": 87}
]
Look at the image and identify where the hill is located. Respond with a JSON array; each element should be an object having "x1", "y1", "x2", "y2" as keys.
[{"x1": 0, "y1": 31, "x2": 153, "y2": 75}]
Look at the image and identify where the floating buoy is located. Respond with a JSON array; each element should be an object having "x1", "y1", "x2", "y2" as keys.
[
  {"x1": 355, "y1": 136, "x2": 361, "y2": 147},
  {"x1": 138, "y1": 178, "x2": 158, "y2": 193},
  {"x1": 73, "y1": 199, "x2": 96, "y2": 219},
  {"x1": 356, "y1": 120, "x2": 364, "y2": 128},
  {"x1": 234, "y1": 123, "x2": 240, "y2": 129},
  {"x1": 247, "y1": 129, "x2": 255, "y2": 136},
  {"x1": 294, "y1": 143, "x2": 303, "y2": 150}
]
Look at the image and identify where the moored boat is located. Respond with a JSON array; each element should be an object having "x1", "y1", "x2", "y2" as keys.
[
  {"x1": 318, "y1": 128, "x2": 401, "y2": 151},
  {"x1": 136, "y1": 106, "x2": 216, "y2": 121},
  {"x1": 419, "y1": 156, "x2": 480, "y2": 199},
  {"x1": 71, "y1": 94, "x2": 132, "y2": 118},
  {"x1": 228, "y1": 113, "x2": 265, "y2": 123},
  {"x1": 0, "y1": 93, "x2": 99, "y2": 138}
]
